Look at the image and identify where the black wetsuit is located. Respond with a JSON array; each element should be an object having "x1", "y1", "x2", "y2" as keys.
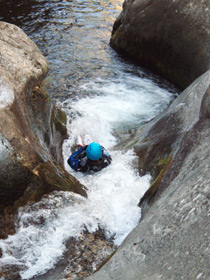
[{"x1": 67, "y1": 145, "x2": 112, "y2": 174}]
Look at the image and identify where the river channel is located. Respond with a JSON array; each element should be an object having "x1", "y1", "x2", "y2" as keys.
[{"x1": 0, "y1": 1, "x2": 177, "y2": 279}]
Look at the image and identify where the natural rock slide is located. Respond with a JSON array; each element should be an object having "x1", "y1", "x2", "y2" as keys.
[
  {"x1": 0, "y1": 21, "x2": 86, "y2": 238},
  {"x1": 87, "y1": 0, "x2": 210, "y2": 279},
  {"x1": 0, "y1": 0, "x2": 210, "y2": 279}
]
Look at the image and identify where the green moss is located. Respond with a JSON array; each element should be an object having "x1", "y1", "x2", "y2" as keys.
[
  {"x1": 139, "y1": 156, "x2": 173, "y2": 205},
  {"x1": 50, "y1": 105, "x2": 68, "y2": 136},
  {"x1": 56, "y1": 108, "x2": 67, "y2": 125},
  {"x1": 54, "y1": 108, "x2": 67, "y2": 136},
  {"x1": 37, "y1": 161, "x2": 87, "y2": 197},
  {"x1": 157, "y1": 156, "x2": 172, "y2": 169},
  {"x1": 111, "y1": 30, "x2": 128, "y2": 50},
  {"x1": 111, "y1": 31, "x2": 118, "y2": 42}
]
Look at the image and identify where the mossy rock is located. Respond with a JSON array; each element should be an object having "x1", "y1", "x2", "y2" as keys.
[
  {"x1": 139, "y1": 156, "x2": 173, "y2": 212},
  {"x1": 136, "y1": 138, "x2": 173, "y2": 179},
  {"x1": 32, "y1": 160, "x2": 87, "y2": 198},
  {"x1": 51, "y1": 106, "x2": 67, "y2": 136},
  {"x1": 55, "y1": 108, "x2": 67, "y2": 136}
]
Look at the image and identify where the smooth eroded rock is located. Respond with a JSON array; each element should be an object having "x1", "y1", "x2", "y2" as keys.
[
  {"x1": 0, "y1": 22, "x2": 87, "y2": 236},
  {"x1": 110, "y1": 0, "x2": 210, "y2": 89},
  {"x1": 86, "y1": 70, "x2": 210, "y2": 280}
]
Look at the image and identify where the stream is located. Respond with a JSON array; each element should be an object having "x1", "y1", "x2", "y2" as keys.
[{"x1": 0, "y1": 0, "x2": 177, "y2": 279}]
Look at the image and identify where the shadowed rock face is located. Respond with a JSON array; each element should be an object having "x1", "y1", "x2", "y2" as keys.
[
  {"x1": 110, "y1": 0, "x2": 210, "y2": 89},
  {"x1": 137, "y1": 70, "x2": 210, "y2": 210},
  {"x1": 0, "y1": 22, "x2": 86, "y2": 233},
  {"x1": 29, "y1": 228, "x2": 116, "y2": 280},
  {"x1": 200, "y1": 85, "x2": 210, "y2": 118},
  {"x1": 86, "y1": 70, "x2": 210, "y2": 280},
  {"x1": 87, "y1": 4, "x2": 210, "y2": 272}
]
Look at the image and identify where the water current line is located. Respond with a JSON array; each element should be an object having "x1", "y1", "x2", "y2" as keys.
[
  {"x1": 0, "y1": 1, "x2": 178, "y2": 279},
  {"x1": 0, "y1": 75, "x2": 174, "y2": 280}
]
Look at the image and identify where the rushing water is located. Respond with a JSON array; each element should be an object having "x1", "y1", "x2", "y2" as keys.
[{"x1": 0, "y1": 1, "x2": 177, "y2": 279}]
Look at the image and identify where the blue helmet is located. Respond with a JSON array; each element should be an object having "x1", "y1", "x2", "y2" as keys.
[{"x1": 86, "y1": 142, "x2": 102, "y2": 161}]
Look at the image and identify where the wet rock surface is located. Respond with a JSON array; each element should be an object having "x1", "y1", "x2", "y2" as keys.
[
  {"x1": 0, "y1": 191, "x2": 117, "y2": 280},
  {"x1": 135, "y1": 70, "x2": 210, "y2": 211},
  {"x1": 61, "y1": 230, "x2": 116, "y2": 280},
  {"x1": 29, "y1": 229, "x2": 116, "y2": 280},
  {"x1": 0, "y1": 264, "x2": 22, "y2": 280},
  {"x1": 86, "y1": 72, "x2": 210, "y2": 280},
  {"x1": 0, "y1": 230, "x2": 116, "y2": 280},
  {"x1": 110, "y1": 0, "x2": 210, "y2": 89},
  {"x1": 0, "y1": 3, "x2": 210, "y2": 280},
  {"x1": 0, "y1": 21, "x2": 86, "y2": 239}
]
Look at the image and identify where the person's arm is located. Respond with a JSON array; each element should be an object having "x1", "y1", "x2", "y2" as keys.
[
  {"x1": 67, "y1": 146, "x2": 87, "y2": 171},
  {"x1": 103, "y1": 148, "x2": 112, "y2": 163},
  {"x1": 100, "y1": 148, "x2": 112, "y2": 169}
]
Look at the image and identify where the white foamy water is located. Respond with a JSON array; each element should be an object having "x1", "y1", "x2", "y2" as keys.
[{"x1": 0, "y1": 76, "x2": 175, "y2": 279}]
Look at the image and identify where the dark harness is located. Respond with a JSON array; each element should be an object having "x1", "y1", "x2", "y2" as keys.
[{"x1": 67, "y1": 145, "x2": 112, "y2": 174}]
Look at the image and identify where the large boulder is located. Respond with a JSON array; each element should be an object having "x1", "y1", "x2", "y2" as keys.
[
  {"x1": 110, "y1": 0, "x2": 210, "y2": 89},
  {"x1": 134, "y1": 70, "x2": 210, "y2": 210},
  {"x1": 86, "y1": 71, "x2": 210, "y2": 279},
  {"x1": 0, "y1": 22, "x2": 86, "y2": 236}
]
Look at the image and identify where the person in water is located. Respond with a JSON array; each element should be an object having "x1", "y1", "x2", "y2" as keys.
[{"x1": 67, "y1": 142, "x2": 112, "y2": 173}]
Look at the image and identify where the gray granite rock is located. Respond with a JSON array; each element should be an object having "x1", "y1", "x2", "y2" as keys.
[
  {"x1": 85, "y1": 72, "x2": 210, "y2": 280},
  {"x1": 110, "y1": 0, "x2": 210, "y2": 89},
  {"x1": 0, "y1": 22, "x2": 86, "y2": 226}
]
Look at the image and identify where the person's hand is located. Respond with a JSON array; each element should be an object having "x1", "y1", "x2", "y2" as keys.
[{"x1": 107, "y1": 156, "x2": 112, "y2": 164}]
